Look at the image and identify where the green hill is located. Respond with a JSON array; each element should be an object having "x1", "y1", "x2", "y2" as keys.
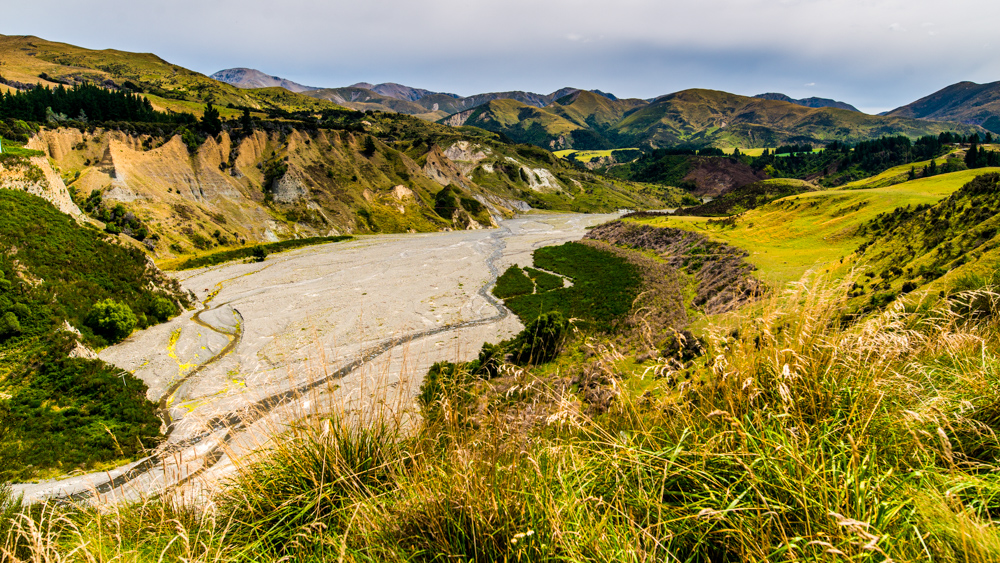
[
  {"x1": 672, "y1": 178, "x2": 815, "y2": 216},
  {"x1": 0, "y1": 34, "x2": 343, "y2": 116}
]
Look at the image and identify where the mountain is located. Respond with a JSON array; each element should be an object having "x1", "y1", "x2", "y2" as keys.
[
  {"x1": 440, "y1": 90, "x2": 648, "y2": 150},
  {"x1": 885, "y1": 81, "x2": 1000, "y2": 133},
  {"x1": 349, "y1": 82, "x2": 459, "y2": 102},
  {"x1": 754, "y1": 92, "x2": 860, "y2": 112},
  {"x1": 441, "y1": 88, "x2": 977, "y2": 150},
  {"x1": 304, "y1": 86, "x2": 448, "y2": 120},
  {"x1": 300, "y1": 85, "x2": 623, "y2": 121},
  {"x1": 210, "y1": 68, "x2": 318, "y2": 93}
]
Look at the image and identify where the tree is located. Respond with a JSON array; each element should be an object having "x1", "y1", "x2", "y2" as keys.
[
  {"x1": 88, "y1": 299, "x2": 137, "y2": 343},
  {"x1": 908, "y1": 166, "x2": 916, "y2": 180},
  {"x1": 240, "y1": 108, "x2": 253, "y2": 135},
  {"x1": 200, "y1": 103, "x2": 222, "y2": 137},
  {"x1": 966, "y1": 142, "x2": 980, "y2": 168},
  {"x1": 363, "y1": 136, "x2": 377, "y2": 156},
  {"x1": 0, "y1": 312, "x2": 20, "y2": 338},
  {"x1": 151, "y1": 296, "x2": 177, "y2": 322},
  {"x1": 987, "y1": 132, "x2": 994, "y2": 144}
]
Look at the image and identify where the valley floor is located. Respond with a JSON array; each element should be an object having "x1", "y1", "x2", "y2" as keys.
[{"x1": 13, "y1": 213, "x2": 617, "y2": 502}]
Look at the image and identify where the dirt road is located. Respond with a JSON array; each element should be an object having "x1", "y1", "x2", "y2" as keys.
[{"x1": 14, "y1": 213, "x2": 617, "y2": 503}]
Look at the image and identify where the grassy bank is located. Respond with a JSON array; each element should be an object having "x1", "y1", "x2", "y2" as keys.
[{"x1": 2, "y1": 272, "x2": 999, "y2": 561}]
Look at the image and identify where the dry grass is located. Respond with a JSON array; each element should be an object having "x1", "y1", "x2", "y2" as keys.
[{"x1": 3, "y1": 274, "x2": 1000, "y2": 561}]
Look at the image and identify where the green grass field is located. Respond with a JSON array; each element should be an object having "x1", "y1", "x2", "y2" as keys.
[
  {"x1": 842, "y1": 150, "x2": 962, "y2": 189},
  {"x1": 632, "y1": 168, "x2": 1000, "y2": 284}
]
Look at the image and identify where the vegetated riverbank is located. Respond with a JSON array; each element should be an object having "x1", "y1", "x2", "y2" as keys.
[{"x1": 2, "y1": 261, "x2": 998, "y2": 561}]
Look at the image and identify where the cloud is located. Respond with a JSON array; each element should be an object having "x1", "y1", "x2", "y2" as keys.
[
  {"x1": 2, "y1": 0, "x2": 1000, "y2": 109},
  {"x1": 804, "y1": 82, "x2": 817, "y2": 87}
]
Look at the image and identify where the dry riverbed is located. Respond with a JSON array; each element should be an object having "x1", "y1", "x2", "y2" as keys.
[{"x1": 15, "y1": 213, "x2": 617, "y2": 503}]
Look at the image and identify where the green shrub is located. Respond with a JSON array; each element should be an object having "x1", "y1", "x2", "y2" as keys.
[
  {"x1": 504, "y1": 242, "x2": 642, "y2": 330},
  {"x1": 151, "y1": 296, "x2": 178, "y2": 321},
  {"x1": 88, "y1": 299, "x2": 137, "y2": 343},
  {"x1": 507, "y1": 311, "x2": 569, "y2": 366},
  {"x1": 523, "y1": 267, "x2": 563, "y2": 292}
]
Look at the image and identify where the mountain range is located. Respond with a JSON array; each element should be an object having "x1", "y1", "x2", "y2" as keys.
[
  {"x1": 212, "y1": 68, "x2": 986, "y2": 149},
  {"x1": 753, "y1": 92, "x2": 860, "y2": 112}
]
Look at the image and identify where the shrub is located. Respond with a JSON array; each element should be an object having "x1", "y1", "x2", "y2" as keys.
[
  {"x1": 151, "y1": 296, "x2": 177, "y2": 322},
  {"x1": 507, "y1": 311, "x2": 569, "y2": 365},
  {"x1": 87, "y1": 299, "x2": 137, "y2": 343}
]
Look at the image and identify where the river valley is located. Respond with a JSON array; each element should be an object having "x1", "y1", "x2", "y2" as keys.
[{"x1": 14, "y1": 213, "x2": 617, "y2": 503}]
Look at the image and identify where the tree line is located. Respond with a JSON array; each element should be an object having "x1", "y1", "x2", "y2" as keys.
[{"x1": 0, "y1": 83, "x2": 194, "y2": 124}]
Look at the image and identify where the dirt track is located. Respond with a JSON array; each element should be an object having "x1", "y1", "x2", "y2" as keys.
[{"x1": 14, "y1": 212, "x2": 617, "y2": 503}]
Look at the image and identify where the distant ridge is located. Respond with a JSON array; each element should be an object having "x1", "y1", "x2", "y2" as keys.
[
  {"x1": 885, "y1": 81, "x2": 1000, "y2": 133},
  {"x1": 349, "y1": 82, "x2": 460, "y2": 102},
  {"x1": 211, "y1": 68, "x2": 318, "y2": 93},
  {"x1": 754, "y1": 93, "x2": 860, "y2": 112}
]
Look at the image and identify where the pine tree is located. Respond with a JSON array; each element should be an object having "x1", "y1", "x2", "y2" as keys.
[{"x1": 200, "y1": 103, "x2": 222, "y2": 137}]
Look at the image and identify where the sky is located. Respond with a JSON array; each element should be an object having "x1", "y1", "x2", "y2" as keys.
[{"x1": 4, "y1": 0, "x2": 1000, "y2": 114}]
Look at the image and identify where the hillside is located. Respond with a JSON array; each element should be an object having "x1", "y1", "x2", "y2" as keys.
[
  {"x1": 210, "y1": 68, "x2": 318, "y2": 93},
  {"x1": 0, "y1": 34, "x2": 341, "y2": 115},
  {"x1": 754, "y1": 92, "x2": 860, "y2": 112},
  {"x1": 886, "y1": 80, "x2": 1000, "y2": 132},
  {"x1": 440, "y1": 91, "x2": 649, "y2": 150},
  {"x1": 0, "y1": 187, "x2": 190, "y2": 480},
  {"x1": 631, "y1": 168, "x2": 1000, "y2": 283},
  {"x1": 18, "y1": 114, "x2": 678, "y2": 264}
]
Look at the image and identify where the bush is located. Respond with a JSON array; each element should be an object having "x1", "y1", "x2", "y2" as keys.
[
  {"x1": 151, "y1": 296, "x2": 178, "y2": 321},
  {"x1": 88, "y1": 299, "x2": 137, "y2": 343},
  {"x1": 507, "y1": 311, "x2": 569, "y2": 365},
  {"x1": 251, "y1": 245, "x2": 268, "y2": 263}
]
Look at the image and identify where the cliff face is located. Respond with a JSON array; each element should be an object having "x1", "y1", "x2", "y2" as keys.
[{"x1": 12, "y1": 128, "x2": 558, "y2": 259}]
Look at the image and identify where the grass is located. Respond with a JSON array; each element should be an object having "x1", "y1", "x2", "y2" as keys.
[
  {"x1": 170, "y1": 236, "x2": 353, "y2": 270},
  {"x1": 843, "y1": 150, "x2": 962, "y2": 190},
  {"x1": 633, "y1": 168, "x2": 1000, "y2": 284},
  {"x1": 5, "y1": 271, "x2": 1000, "y2": 561}
]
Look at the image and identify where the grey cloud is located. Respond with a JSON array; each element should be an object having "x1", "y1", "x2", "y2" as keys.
[{"x1": 3, "y1": 0, "x2": 1000, "y2": 111}]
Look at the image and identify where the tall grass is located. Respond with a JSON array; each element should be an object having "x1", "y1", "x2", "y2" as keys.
[{"x1": 3, "y1": 275, "x2": 1000, "y2": 561}]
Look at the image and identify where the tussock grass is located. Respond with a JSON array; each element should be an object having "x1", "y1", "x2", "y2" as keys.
[{"x1": 4, "y1": 274, "x2": 1000, "y2": 561}]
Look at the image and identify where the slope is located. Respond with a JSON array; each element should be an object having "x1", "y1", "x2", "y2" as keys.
[
  {"x1": 630, "y1": 168, "x2": 999, "y2": 283},
  {"x1": 0, "y1": 189, "x2": 190, "y2": 480},
  {"x1": 0, "y1": 34, "x2": 341, "y2": 115},
  {"x1": 886, "y1": 81, "x2": 1000, "y2": 132}
]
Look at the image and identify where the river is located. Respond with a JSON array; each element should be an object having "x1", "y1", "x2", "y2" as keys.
[{"x1": 14, "y1": 212, "x2": 618, "y2": 503}]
